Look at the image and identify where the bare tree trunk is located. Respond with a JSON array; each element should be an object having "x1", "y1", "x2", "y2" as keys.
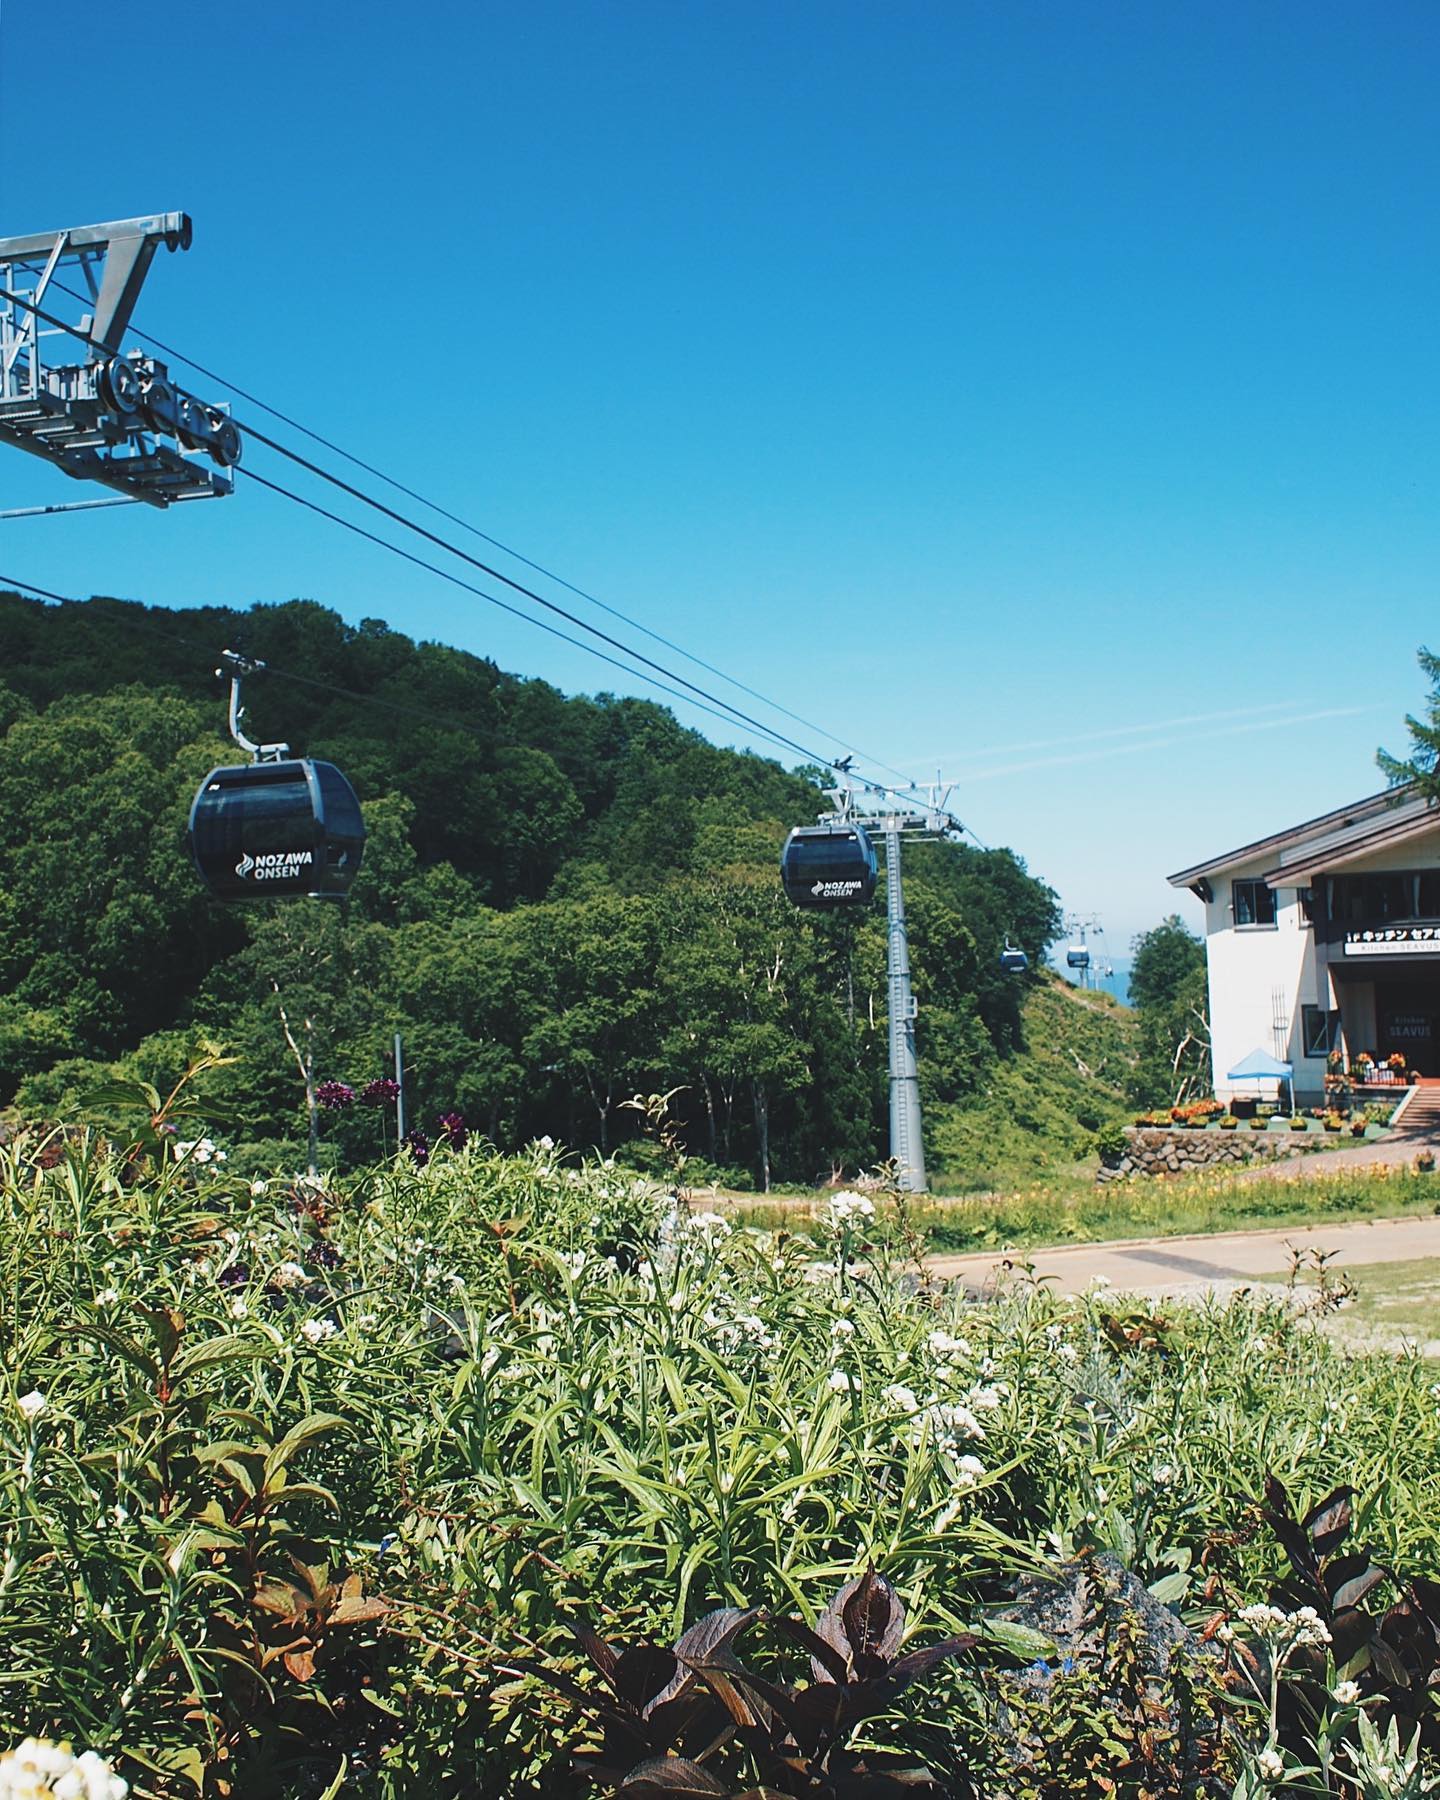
[
  {"x1": 700, "y1": 1073, "x2": 718, "y2": 1160},
  {"x1": 752, "y1": 1079, "x2": 771, "y2": 1193},
  {"x1": 273, "y1": 986, "x2": 318, "y2": 1178}
]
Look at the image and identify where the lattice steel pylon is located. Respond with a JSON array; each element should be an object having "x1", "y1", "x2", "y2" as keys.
[{"x1": 0, "y1": 213, "x2": 240, "y2": 507}]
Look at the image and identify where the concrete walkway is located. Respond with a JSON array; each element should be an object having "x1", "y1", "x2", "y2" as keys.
[{"x1": 926, "y1": 1211, "x2": 1440, "y2": 1300}]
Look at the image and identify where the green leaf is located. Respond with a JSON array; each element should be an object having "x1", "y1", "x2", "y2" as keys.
[
  {"x1": 983, "y1": 1620, "x2": 1057, "y2": 1661},
  {"x1": 173, "y1": 1335, "x2": 272, "y2": 1382}
]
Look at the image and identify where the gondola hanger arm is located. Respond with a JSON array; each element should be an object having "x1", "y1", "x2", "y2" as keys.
[{"x1": 218, "y1": 648, "x2": 290, "y2": 761}]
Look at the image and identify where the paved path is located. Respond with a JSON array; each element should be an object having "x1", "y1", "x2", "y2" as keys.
[{"x1": 926, "y1": 1212, "x2": 1440, "y2": 1299}]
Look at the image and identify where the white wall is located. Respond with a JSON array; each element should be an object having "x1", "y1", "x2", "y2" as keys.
[{"x1": 1204, "y1": 860, "x2": 1322, "y2": 1102}]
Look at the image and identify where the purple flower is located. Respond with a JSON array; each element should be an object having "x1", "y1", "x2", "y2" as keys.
[
  {"x1": 362, "y1": 1077, "x2": 401, "y2": 1106},
  {"x1": 437, "y1": 1110, "x2": 467, "y2": 1152},
  {"x1": 218, "y1": 1262, "x2": 250, "y2": 1288},
  {"x1": 405, "y1": 1129, "x2": 430, "y2": 1167},
  {"x1": 316, "y1": 1080, "x2": 356, "y2": 1111}
]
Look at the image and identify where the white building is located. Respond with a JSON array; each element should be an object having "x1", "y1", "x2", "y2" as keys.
[{"x1": 1168, "y1": 786, "x2": 1440, "y2": 1107}]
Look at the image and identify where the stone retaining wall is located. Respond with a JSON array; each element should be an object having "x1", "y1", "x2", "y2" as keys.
[{"x1": 1097, "y1": 1126, "x2": 1293, "y2": 1181}]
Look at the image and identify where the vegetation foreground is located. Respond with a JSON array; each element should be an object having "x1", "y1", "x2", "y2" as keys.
[{"x1": 1, "y1": 1132, "x2": 1438, "y2": 1799}]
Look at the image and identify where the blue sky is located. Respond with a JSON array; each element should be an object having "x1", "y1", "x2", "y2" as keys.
[{"x1": 1, "y1": 0, "x2": 1435, "y2": 948}]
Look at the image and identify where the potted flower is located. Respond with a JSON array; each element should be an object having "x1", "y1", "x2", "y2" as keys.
[
  {"x1": 1249, "y1": 1116, "x2": 1268, "y2": 1131},
  {"x1": 1323, "y1": 1110, "x2": 1344, "y2": 1133},
  {"x1": 1219, "y1": 1115, "x2": 1239, "y2": 1131},
  {"x1": 1350, "y1": 1114, "x2": 1370, "y2": 1138},
  {"x1": 1288, "y1": 1114, "x2": 1308, "y2": 1133}
]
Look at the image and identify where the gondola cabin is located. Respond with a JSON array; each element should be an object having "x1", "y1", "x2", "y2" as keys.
[
  {"x1": 189, "y1": 758, "x2": 366, "y2": 902},
  {"x1": 780, "y1": 823, "x2": 878, "y2": 909},
  {"x1": 1065, "y1": 944, "x2": 1091, "y2": 970},
  {"x1": 999, "y1": 944, "x2": 1029, "y2": 973}
]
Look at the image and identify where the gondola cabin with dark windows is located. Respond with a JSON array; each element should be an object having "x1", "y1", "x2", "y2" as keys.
[
  {"x1": 999, "y1": 942, "x2": 1029, "y2": 974},
  {"x1": 188, "y1": 758, "x2": 366, "y2": 902},
  {"x1": 780, "y1": 823, "x2": 878, "y2": 909}
]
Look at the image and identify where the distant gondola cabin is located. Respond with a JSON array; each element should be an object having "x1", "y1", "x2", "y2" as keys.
[
  {"x1": 780, "y1": 823, "x2": 878, "y2": 909},
  {"x1": 189, "y1": 758, "x2": 366, "y2": 902}
]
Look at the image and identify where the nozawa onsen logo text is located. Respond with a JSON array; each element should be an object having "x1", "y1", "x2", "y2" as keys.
[
  {"x1": 811, "y1": 878, "x2": 863, "y2": 898},
  {"x1": 235, "y1": 849, "x2": 314, "y2": 881}
]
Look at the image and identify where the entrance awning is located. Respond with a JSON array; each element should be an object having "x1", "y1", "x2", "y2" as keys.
[{"x1": 1227, "y1": 1049, "x2": 1293, "y2": 1081}]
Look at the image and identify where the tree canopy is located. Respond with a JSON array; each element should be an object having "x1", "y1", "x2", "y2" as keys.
[
  {"x1": 0, "y1": 589, "x2": 1063, "y2": 1184},
  {"x1": 1378, "y1": 645, "x2": 1440, "y2": 796}
]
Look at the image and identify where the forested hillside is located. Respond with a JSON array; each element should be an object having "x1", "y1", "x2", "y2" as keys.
[{"x1": 0, "y1": 589, "x2": 1063, "y2": 1184}]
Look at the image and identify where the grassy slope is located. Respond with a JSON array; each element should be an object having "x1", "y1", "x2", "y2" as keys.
[{"x1": 926, "y1": 973, "x2": 1137, "y2": 1192}]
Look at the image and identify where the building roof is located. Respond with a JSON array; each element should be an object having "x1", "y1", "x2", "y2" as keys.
[{"x1": 1167, "y1": 784, "x2": 1438, "y2": 890}]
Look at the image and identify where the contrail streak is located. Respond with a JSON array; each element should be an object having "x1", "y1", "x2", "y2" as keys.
[
  {"x1": 953, "y1": 705, "x2": 1380, "y2": 784},
  {"x1": 899, "y1": 698, "x2": 1316, "y2": 767}
]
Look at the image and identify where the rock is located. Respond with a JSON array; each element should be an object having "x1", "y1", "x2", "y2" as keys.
[{"x1": 991, "y1": 1551, "x2": 1226, "y2": 1794}]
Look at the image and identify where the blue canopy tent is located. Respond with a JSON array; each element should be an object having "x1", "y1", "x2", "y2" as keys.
[{"x1": 1227, "y1": 1047, "x2": 1295, "y2": 1115}]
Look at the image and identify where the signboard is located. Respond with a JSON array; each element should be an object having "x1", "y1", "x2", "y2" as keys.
[{"x1": 1344, "y1": 926, "x2": 1440, "y2": 956}]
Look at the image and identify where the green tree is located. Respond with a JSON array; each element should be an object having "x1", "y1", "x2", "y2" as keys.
[
  {"x1": 1127, "y1": 917, "x2": 1211, "y2": 1106},
  {"x1": 1378, "y1": 645, "x2": 1440, "y2": 794},
  {"x1": 1129, "y1": 914, "x2": 1206, "y2": 1013}
]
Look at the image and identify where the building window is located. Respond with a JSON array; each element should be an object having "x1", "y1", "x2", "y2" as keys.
[
  {"x1": 1233, "y1": 879, "x2": 1277, "y2": 927},
  {"x1": 1298, "y1": 886, "x2": 1315, "y2": 926},
  {"x1": 1301, "y1": 1006, "x2": 1341, "y2": 1056}
]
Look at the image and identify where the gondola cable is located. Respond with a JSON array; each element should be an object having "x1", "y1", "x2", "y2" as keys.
[
  {"x1": 0, "y1": 277, "x2": 911, "y2": 785},
  {"x1": 37, "y1": 271, "x2": 918, "y2": 785}
]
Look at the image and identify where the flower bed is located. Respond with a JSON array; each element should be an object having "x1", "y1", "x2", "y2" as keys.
[{"x1": 1, "y1": 1130, "x2": 1437, "y2": 1794}]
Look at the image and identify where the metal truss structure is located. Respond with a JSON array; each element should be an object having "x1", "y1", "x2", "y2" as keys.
[
  {"x1": 0, "y1": 213, "x2": 240, "y2": 507},
  {"x1": 824, "y1": 779, "x2": 959, "y2": 1192}
]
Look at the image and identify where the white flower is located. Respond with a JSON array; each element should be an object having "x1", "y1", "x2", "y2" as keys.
[
  {"x1": 1056, "y1": 1343, "x2": 1080, "y2": 1365},
  {"x1": 688, "y1": 1212, "x2": 731, "y2": 1243},
  {"x1": 272, "y1": 1261, "x2": 306, "y2": 1289},
  {"x1": 1152, "y1": 1463, "x2": 1177, "y2": 1487},
  {"x1": 1088, "y1": 1273, "x2": 1111, "y2": 1289},
  {"x1": 1257, "y1": 1745, "x2": 1284, "y2": 1781},
  {"x1": 953, "y1": 1454, "x2": 985, "y2": 1489},
  {"x1": 174, "y1": 1137, "x2": 225, "y2": 1166},
  {"x1": 537, "y1": 1135, "x2": 554, "y2": 1151},
  {"x1": 917, "y1": 1401, "x2": 985, "y2": 1451},
  {"x1": 1333, "y1": 1679, "x2": 1361, "y2": 1705},
  {"x1": 826, "y1": 1191, "x2": 875, "y2": 1229},
  {"x1": 827, "y1": 1369, "x2": 859, "y2": 1394},
  {"x1": 250, "y1": 1178, "x2": 269, "y2": 1196},
  {"x1": 94, "y1": 1289, "x2": 119, "y2": 1307},
  {"x1": 300, "y1": 1317, "x2": 337, "y2": 1344},
  {"x1": 830, "y1": 1318, "x2": 856, "y2": 1338},
  {"x1": 0, "y1": 1738, "x2": 127, "y2": 1799},
  {"x1": 228, "y1": 1298, "x2": 248, "y2": 1320},
  {"x1": 926, "y1": 1329, "x2": 972, "y2": 1359},
  {"x1": 965, "y1": 1384, "x2": 1004, "y2": 1411},
  {"x1": 882, "y1": 1383, "x2": 920, "y2": 1414},
  {"x1": 16, "y1": 1390, "x2": 45, "y2": 1419}
]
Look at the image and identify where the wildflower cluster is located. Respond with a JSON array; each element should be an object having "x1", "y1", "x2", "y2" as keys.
[
  {"x1": 826, "y1": 1191, "x2": 875, "y2": 1231},
  {"x1": 173, "y1": 1136, "x2": 226, "y2": 1164},
  {"x1": 1218, "y1": 1602, "x2": 1333, "y2": 1655},
  {"x1": 0, "y1": 1740, "x2": 126, "y2": 1799}
]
